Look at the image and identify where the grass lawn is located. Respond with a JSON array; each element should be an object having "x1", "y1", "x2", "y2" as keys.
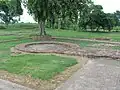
[
  {"x1": 56, "y1": 38, "x2": 120, "y2": 50},
  {"x1": 0, "y1": 39, "x2": 34, "y2": 61},
  {"x1": 0, "y1": 39, "x2": 33, "y2": 50},
  {"x1": 0, "y1": 54, "x2": 77, "y2": 80},
  {"x1": 0, "y1": 24, "x2": 120, "y2": 41},
  {"x1": 47, "y1": 29, "x2": 120, "y2": 41},
  {"x1": 112, "y1": 46, "x2": 120, "y2": 50},
  {"x1": 0, "y1": 35, "x2": 23, "y2": 41},
  {"x1": 56, "y1": 38, "x2": 101, "y2": 48}
]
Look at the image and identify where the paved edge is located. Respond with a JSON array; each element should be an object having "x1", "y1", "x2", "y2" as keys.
[
  {"x1": 55, "y1": 59, "x2": 120, "y2": 90},
  {"x1": 0, "y1": 79, "x2": 33, "y2": 90}
]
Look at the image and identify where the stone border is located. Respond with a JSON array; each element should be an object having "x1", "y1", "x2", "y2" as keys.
[
  {"x1": 0, "y1": 79, "x2": 32, "y2": 90},
  {"x1": 13, "y1": 41, "x2": 80, "y2": 54},
  {"x1": 12, "y1": 41, "x2": 120, "y2": 59}
]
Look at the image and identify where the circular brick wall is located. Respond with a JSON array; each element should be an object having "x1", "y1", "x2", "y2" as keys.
[{"x1": 13, "y1": 41, "x2": 80, "y2": 54}]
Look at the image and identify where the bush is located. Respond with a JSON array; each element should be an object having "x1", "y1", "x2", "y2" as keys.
[
  {"x1": 0, "y1": 25, "x2": 6, "y2": 29},
  {"x1": 19, "y1": 23, "x2": 38, "y2": 29},
  {"x1": 113, "y1": 26, "x2": 120, "y2": 32},
  {"x1": 11, "y1": 23, "x2": 38, "y2": 29}
]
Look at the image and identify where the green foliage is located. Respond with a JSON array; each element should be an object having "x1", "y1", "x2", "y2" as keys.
[
  {"x1": 113, "y1": 26, "x2": 120, "y2": 32},
  {"x1": 24, "y1": 0, "x2": 93, "y2": 35},
  {"x1": 0, "y1": 0, "x2": 119, "y2": 33},
  {"x1": 79, "y1": 5, "x2": 113, "y2": 31},
  {"x1": 11, "y1": 23, "x2": 38, "y2": 29},
  {"x1": 0, "y1": 54, "x2": 77, "y2": 80},
  {"x1": 0, "y1": 24, "x2": 6, "y2": 29},
  {"x1": 0, "y1": 0, "x2": 23, "y2": 25}
]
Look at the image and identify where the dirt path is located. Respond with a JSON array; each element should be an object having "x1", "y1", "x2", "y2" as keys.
[
  {"x1": 56, "y1": 58, "x2": 120, "y2": 90},
  {"x1": 0, "y1": 79, "x2": 33, "y2": 90}
]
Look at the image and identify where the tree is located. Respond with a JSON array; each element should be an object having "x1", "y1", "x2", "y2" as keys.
[
  {"x1": 0, "y1": 0, "x2": 23, "y2": 25},
  {"x1": 24, "y1": 0, "x2": 92, "y2": 36},
  {"x1": 78, "y1": 2, "x2": 94, "y2": 30},
  {"x1": 80, "y1": 5, "x2": 114, "y2": 32},
  {"x1": 114, "y1": 10, "x2": 120, "y2": 26}
]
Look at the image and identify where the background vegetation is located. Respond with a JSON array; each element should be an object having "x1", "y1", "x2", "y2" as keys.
[{"x1": 0, "y1": 0, "x2": 120, "y2": 34}]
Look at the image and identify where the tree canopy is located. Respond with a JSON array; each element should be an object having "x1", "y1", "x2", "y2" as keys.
[
  {"x1": 0, "y1": 0, "x2": 23, "y2": 25},
  {"x1": 24, "y1": 0, "x2": 93, "y2": 35},
  {"x1": 1, "y1": 0, "x2": 120, "y2": 33}
]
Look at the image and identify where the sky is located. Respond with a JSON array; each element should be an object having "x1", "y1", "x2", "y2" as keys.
[
  {"x1": 20, "y1": 0, "x2": 120, "y2": 23},
  {"x1": 94, "y1": 0, "x2": 120, "y2": 13},
  {"x1": 20, "y1": 6, "x2": 36, "y2": 23}
]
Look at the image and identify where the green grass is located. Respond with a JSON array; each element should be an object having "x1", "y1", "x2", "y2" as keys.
[
  {"x1": 47, "y1": 29, "x2": 120, "y2": 41},
  {"x1": 0, "y1": 39, "x2": 33, "y2": 50},
  {"x1": 0, "y1": 54, "x2": 77, "y2": 80},
  {"x1": 0, "y1": 51, "x2": 11, "y2": 59},
  {"x1": 0, "y1": 38, "x2": 77, "y2": 80},
  {"x1": 0, "y1": 23, "x2": 120, "y2": 41},
  {"x1": 0, "y1": 39, "x2": 77, "y2": 80},
  {"x1": 0, "y1": 39, "x2": 34, "y2": 61},
  {"x1": 56, "y1": 38, "x2": 101, "y2": 48},
  {"x1": 0, "y1": 35, "x2": 23, "y2": 41},
  {"x1": 112, "y1": 46, "x2": 120, "y2": 50}
]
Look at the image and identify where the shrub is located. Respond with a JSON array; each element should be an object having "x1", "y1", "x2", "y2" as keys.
[
  {"x1": 113, "y1": 26, "x2": 120, "y2": 32},
  {"x1": 12, "y1": 23, "x2": 38, "y2": 29},
  {"x1": 0, "y1": 25, "x2": 6, "y2": 29}
]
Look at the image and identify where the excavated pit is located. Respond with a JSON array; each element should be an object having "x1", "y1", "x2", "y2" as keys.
[{"x1": 12, "y1": 41, "x2": 80, "y2": 54}]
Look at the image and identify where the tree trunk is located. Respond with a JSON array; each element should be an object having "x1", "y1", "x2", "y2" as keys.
[
  {"x1": 43, "y1": 21, "x2": 47, "y2": 35},
  {"x1": 58, "y1": 18, "x2": 61, "y2": 29},
  {"x1": 96, "y1": 26, "x2": 100, "y2": 31},
  {"x1": 38, "y1": 20, "x2": 47, "y2": 36},
  {"x1": 18, "y1": 16, "x2": 21, "y2": 21},
  {"x1": 39, "y1": 21, "x2": 43, "y2": 36}
]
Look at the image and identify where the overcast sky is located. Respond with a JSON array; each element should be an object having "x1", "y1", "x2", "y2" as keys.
[
  {"x1": 20, "y1": 0, "x2": 120, "y2": 23},
  {"x1": 94, "y1": 0, "x2": 120, "y2": 13}
]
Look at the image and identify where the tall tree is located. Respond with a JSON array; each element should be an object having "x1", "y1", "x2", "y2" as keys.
[
  {"x1": 80, "y1": 5, "x2": 114, "y2": 31},
  {"x1": 114, "y1": 10, "x2": 120, "y2": 26},
  {"x1": 24, "y1": 0, "x2": 92, "y2": 36}
]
